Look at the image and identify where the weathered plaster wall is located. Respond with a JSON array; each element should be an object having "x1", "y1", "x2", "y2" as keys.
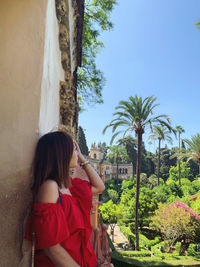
[
  {"x1": 0, "y1": 0, "x2": 64, "y2": 265},
  {"x1": 39, "y1": 0, "x2": 65, "y2": 135}
]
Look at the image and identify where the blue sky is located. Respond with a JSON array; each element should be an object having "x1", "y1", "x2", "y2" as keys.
[{"x1": 79, "y1": 0, "x2": 200, "y2": 152}]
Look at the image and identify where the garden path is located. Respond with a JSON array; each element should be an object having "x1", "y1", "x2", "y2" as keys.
[{"x1": 107, "y1": 224, "x2": 132, "y2": 251}]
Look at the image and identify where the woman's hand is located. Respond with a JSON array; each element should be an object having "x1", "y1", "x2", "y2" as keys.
[
  {"x1": 74, "y1": 141, "x2": 86, "y2": 164},
  {"x1": 73, "y1": 141, "x2": 105, "y2": 194}
]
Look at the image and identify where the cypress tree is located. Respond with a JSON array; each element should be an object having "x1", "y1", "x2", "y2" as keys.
[{"x1": 78, "y1": 126, "x2": 89, "y2": 156}]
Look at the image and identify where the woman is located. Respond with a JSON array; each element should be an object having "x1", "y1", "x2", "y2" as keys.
[{"x1": 25, "y1": 131, "x2": 105, "y2": 267}]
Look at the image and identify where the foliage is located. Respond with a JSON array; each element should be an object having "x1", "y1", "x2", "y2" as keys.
[
  {"x1": 99, "y1": 200, "x2": 122, "y2": 241},
  {"x1": 190, "y1": 190, "x2": 200, "y2": 215},
  {"x1": 101, "y1": 179, "x2": 117, "y2": 202},
  {"x1": 188, "y1": 159, "x2": 199, "y2": 178},
  {"x1": 120, "y1": 186, "x2": 158, "y2": 228},
  {"x1": 78, "y1": 0, "x2": 117, "y2": 107},
  {"x1": 107, "y1": 145, "x2": 129, "y2": 164},
  {"x1": 77, "y1": 126, "x2": 89, "y2": 155},
  {"x1": 148, "y1": 174, "x2": 158, "y2": 189},
  {"x1": 151, "y1": 201, "x2": 200, "y2": 249},
  {"x1": 151, "y1": 240, "x2": 169, "y2": 255},
  {"x1": 103, "y1": 95, "x2": 171, "y2": 144},
  {"x1": 145, "y1": 151, "x2": 156, "y2": 177},
  {"x1": 168, "y1": 162, "x2": 193, "y2": 181},
  {"x1": 100, "y1": 200, "x2": 122, "y2": 224},
  {"x1": 173, "y1": 242, "x2": 181, "y2": 256},
  {"x1": 121, "y1": 176, "x2": 135, "y2": 191},
  {"x1": 118, "y1": 136, "x2": 137, "y2": 173},
  {"x1": 153, "y1": 184, "x2": 174, "y2": 203},
  {"x1": 107, "y1": 188, "x2": 119, "y2": 203},
  {"x1": 149, "y1": 125, "x2": 175, "y2": 185},
  {"x1": 158, "y1": 147, "x2": 177, "y2": 182},
  {"x1": 149, "y1": 126, "x2": 173, "y2": 146},
  {"x1": 101, "y1": 141, "x2": 109, "y2": 160},
  {"x1": 120, "y1": 250, "x2": 152, "y2": 258},
  {"x1": 180, "y1": 178, "x2": 198, "y2": 196},
  {"x1": 187, "y1": 243, "x2": 200, "y2": 256},
  {"x1": 173, "y1": 134, "x2": 200, "y2": 172}
]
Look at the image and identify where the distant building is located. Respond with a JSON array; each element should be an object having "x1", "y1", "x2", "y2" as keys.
[{"x1": 88, "y1": 143, "x2": 133, "y2": 181}]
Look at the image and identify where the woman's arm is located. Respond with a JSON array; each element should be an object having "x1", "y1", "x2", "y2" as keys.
[
  {"x1": 44, "y1": 244, "x2": 80, "y2": 267},
  {"x1": 73, "y1": 142, "x2": 105, "y2": 194},
  {"x1": 37, "y1": 181, "x2": 80, "y2": 267}
]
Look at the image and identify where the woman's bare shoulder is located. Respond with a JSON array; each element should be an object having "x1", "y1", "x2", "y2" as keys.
[{"x1": 36, "y1": 180, "x2": 59, "y2": 204}]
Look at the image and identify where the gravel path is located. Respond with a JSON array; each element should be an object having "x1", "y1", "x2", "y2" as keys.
[{"x1": 107, "y1": 224, "x2": 132, "y2": 251}]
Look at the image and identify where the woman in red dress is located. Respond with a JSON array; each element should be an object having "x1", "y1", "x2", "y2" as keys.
[{"x1": 25, "y1": 131, "x2": 105, "y2": 267}]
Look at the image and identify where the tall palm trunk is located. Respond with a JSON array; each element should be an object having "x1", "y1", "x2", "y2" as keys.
[
  {"x1": 157, "y1": 138, "x2": 161, "y2": 186},
  {"x1": 178, "y1": 132, "x2": 181, "y2": 186},
  {"x1": 132, "y1": 161, "x2": 134, "y2": 178},
  {"x1": 135, "y1": 131, "x2": 143, "y2": 251},
  {"x1": 116, "y1": 155, "x2": 119, "y2": 187}
]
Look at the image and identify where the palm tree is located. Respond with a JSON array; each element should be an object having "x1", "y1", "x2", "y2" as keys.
[
  {"x1": 149, "y1": 126, "x2": 174, "y2": 185},
  {"x1": 175, "y1": 125, "x2": 185, "y2": 186},
  {"x1": 103, "y1": 95, "x2": 172, "y2": 250},
  {"x1": 181, "y1": 134, "x2": 200, "y2": 175}
]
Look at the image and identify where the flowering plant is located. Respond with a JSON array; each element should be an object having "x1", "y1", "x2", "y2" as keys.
[{"x1": 151, "y1": 201, "x2": 200, "y2": 250}]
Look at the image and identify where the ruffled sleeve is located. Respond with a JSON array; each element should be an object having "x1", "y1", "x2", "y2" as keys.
[
  {"x1": 69, "y1": 178, "x2": 92, "y2": 210},
  {"x1": 25, "y1": 203, "x2": 69, "y2": 250}
]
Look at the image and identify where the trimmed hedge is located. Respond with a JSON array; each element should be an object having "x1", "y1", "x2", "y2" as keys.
[
  {"x1": 121, "y1": 250, "x2": 152, "y2": 258},
  {"x1": 151, "y1": 240, "x2": 169, "y2": 255},
  {"x1": 187, "y1": 243, "x2": 200, "y2": 256}
]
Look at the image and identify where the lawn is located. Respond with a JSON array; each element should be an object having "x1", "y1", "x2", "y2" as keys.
[
  {"x1": 111, "y1": 251, "x2": 200, "y2": 266},
  {"x1": 107, "y1": 235, "x2": 200, "y2": 267}
]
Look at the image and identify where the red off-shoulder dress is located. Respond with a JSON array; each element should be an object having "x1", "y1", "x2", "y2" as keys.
[{"x1": 25, "y1": 178, "x2": 97, "y2": 267}]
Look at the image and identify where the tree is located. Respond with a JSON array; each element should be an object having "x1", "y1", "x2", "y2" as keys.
[
  {"x1": 151, "y1": 201, "x2": 200, "y2": 254},
  {"x1": 168, "y1": 162, "x2": 192, "y2": 182},
  {"x1": 146, "y1": 151, "x2": 156, "y2": 177},
  {"x1": 78, "y1": 0, "x2": 117, "y2": 108},
  {"x1": 175, "y1": 125, "x2": 185, "y2": 186},
  {"x1": 120, "y1": 185, "x2": 157, "y2": 230},
  {"x1": 149, "y1": 126, "x2": 174, "y2": 186},
  {"x1": 99, "y1": 200, "x2": 122, "y2": 241},
  {"x1": 101, "y1": 142, "x2": 109, "y2": 161},
  {"x1": 107, "y1": 189, "x2": 119, "y2": 203},
  {"x1": 107, "y1": 145, "x2": 128, "y2": 185},
  {"x1": 118, "y1": 136, "x2": 137, "y2": 176},
  {"x1": 103, "y1": 95, "x2": 172, "y2": 250},
  {"x1": 78, "y1": 126, "x2": 89, "y2": 155},
  {"x1": 176, "y1": 134, "x2": 200, "y2": 174},
  {"x1": 159, "y1": 147, "x2": 177, "y2": 182}
]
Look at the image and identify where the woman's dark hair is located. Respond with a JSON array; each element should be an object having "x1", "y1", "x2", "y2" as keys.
[{"x1": 31, "y1": 131, "x2": 74, "y2": 196}]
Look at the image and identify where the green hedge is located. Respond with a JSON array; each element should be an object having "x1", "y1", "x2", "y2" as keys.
[
  {"x1": 121, "y1": 250, "x2": 151, "y2": 258},
  {"x1": 187, "y1": 243, "x2": 200, "y2": 256},
  {"x1": 173, "y1": 242, "x2": 181, "y2": 256},
  {"x1": 151, "y1": 240, "x2": 169, "y2": 255}
]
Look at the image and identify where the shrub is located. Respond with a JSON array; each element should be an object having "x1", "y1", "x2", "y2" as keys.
[
  {"x1": 173, "y1": 242, "x2": 181, "y2": 256},
  {"x1": 121, "y1": 250, "x2": 151, "y2": 258},
  {"x1": 151, "y1": 201, "x2": 200, "y2": 249},
  {"x1": 187, "y1": 243, "x2": 200, "y2": 256},
  {"x1": 151, "y1": 241, "x2": 169, "y2": 255}
]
